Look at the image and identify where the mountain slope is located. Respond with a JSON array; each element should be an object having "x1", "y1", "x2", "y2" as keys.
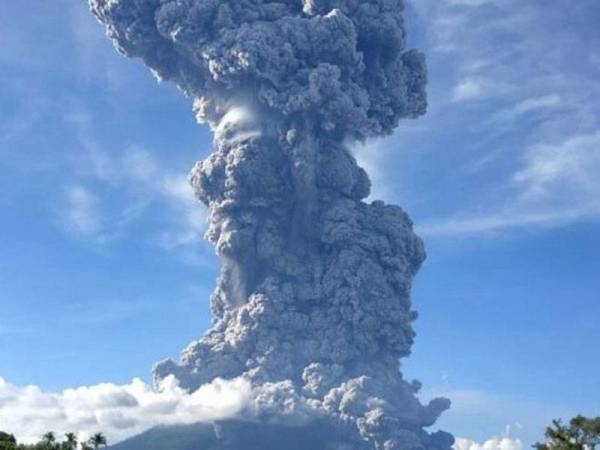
[{"x1": 109, "y1": 419, "x2": 357, "y2": 450}]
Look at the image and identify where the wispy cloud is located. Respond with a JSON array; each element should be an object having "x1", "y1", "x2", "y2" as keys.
[
  {"x1": 490, "y1": 95, "x2": 563, "y2": 124},
  {"x1": 395, "y1": 0, "x2": 600, "y2": 236},
  {"x1": 60, "y1": 148, "x2": 206, "y2": 250},
  {"x1": 1, "y1": 1, "x2": 205, "y2": 253},
  {"x1": 451, "y1": 78, "x2": 510, "y2": 103},
  {"x1": 63, "y1": 185, "x2": 104, "y2": 241},
  {"x1": 420, "y1": 131, "x2": 600, "y2": 236},
  {"x1": 60, "y1": 179, "x2": 148, "y2": 246},
  {"x1": 452, "y1": 79, "x2": 486, "y2": 102},
  {"x1": 448, "y1": 0, "x2": 493, "y2": 5},
  {"x1": 513, "y1": 132, "x2": 600, "y2": 204},
  {"x1": 157, "y1": 175, "x2": 205, "y2": 249},
  {"x1": 56, "y1": 105, "x2": 208, "y2": 258}
]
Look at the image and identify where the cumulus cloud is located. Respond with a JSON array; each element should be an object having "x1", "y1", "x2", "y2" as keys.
[
  {"x1": 454, "y1": 436, "x2": 523, "y2": 450},
  {"x1": 1, "y1": 372, "x2": 518, "y2": 450},
  {"x1": 0, "y1": 376, "x2": 250, "y2": 445}
]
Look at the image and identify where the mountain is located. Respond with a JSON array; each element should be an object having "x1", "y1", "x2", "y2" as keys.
[
  {"x1": 108, "y1": 419, "x2": 357, "y2": 450},
  {"x1": 109, "y1": 423, "x2": 218, "y2": 450}
]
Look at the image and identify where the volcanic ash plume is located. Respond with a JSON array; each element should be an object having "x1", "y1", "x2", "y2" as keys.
[{"x1": 90, "y1": 0, "x2": 453, "y2": 448}]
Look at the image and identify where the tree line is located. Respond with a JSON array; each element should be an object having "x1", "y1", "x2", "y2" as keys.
[
  {"x1": 1, "y1": 415, "x2": 599, "y2": 450},
  {"x1": 0, "y1": 432, "x2": 106, "y2": 450}
]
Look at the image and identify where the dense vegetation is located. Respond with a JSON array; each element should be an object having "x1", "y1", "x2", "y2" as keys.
[
  {"x1": 0, "y1": 431, "x2": 106, "y2": 450},
  {"x1": 534, "y1": 415, "x2": 600, "y2": 450}
]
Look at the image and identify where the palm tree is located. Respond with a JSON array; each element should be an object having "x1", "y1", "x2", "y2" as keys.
[
  {"x1": 534, "y1": 415, "x2": 600, "y2": 450},
  {"x1": 87, "y1": 433, "x2": 107, "y2": 450},
  {"x1": 43, "y1": 432, "x2": 57, "y2": 448},
  {"x1": 0, "y1": 432, "x2": 17, "y2": 444},
  {"x1": 64, "y1": 433, "x2": 78, "y2": 450},
  {"x1": 80, "y1": 444, "x2": 94, "y2": 450}
]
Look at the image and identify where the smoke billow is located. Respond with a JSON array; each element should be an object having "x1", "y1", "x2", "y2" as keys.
[{"x1": 89, "y1": 0, "x2": 452, "y2": 448}]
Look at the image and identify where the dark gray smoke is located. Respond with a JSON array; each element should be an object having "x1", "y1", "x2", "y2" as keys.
[{"x1": 89, "y1": 1, "x2": 452, "y2": 448}]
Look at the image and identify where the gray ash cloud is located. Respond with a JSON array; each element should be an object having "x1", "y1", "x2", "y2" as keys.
[{"x1": 90, "y1": 1, "x2": 452, "y2": 448}]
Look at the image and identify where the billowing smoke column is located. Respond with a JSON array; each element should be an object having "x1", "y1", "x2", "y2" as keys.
[{"x1": 90, "y1": 1, "x2": 453, "y2": 448}]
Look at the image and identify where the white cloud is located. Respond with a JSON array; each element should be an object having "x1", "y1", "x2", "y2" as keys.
[
  {"x1": 513, "y1": 132, "x2": 600, "y2": 205},
  {"x1": 63, "y1": 186, "x2": 103, "y2": 239},
  {"x1": 120, "y1": 149, "x2": 160, "y2": 183},
  {"x1": 418, "y1": 385, "x2": 577, "y2": 447},
  {"x1": 350, "y1": 138, "x2": 394, "y2": 202},
  {"x1": 452, "y1": 79, "x2": 487, "y2": 102},
  {"x1": 59, "y1": 139, "x2": 207, "y2": 255},
  {"x1": 447, "y1": 0, "x2": 497, "y2": 7},
  {"x1": 451, "y1": 77, "x2": 515, "y2": 103},
  {"x1": 491, "y1": 95, "x2": 563, "y2": 123},
  {"x1": 61, "y1": 181, "x2": 148, "y2": 245},
  {"x1": 416, "y1": 128, "x2": 600, "y2": 237},
  {"x1": 156, "y1": 174, "x2": 205, "y2": 249},
  {"x1": 402, "y1": 0, "x2": 600, "y2": 237},
  {"x1": 106, "y1": 146, "x2": 206, "y2": 248},
  {"x1": 0, "y1": 376, "x2": 533, "y2": 449},
  {"x1": 455, "y1": 436, "x2": 523, "y2": 450},
  {"x1": 417, "y1": 210, "x2": 585, "y2": 237},
  {"x1": 113, "y1": 148, "x2": 206, "y2": 251},
  {"x1": 0, "y1": 376, "x2": 251, "y2": 445}
]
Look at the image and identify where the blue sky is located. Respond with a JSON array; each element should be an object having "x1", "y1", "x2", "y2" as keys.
[{"x1": 1, "y1": 0, "x2": 599, "y2": 446}]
